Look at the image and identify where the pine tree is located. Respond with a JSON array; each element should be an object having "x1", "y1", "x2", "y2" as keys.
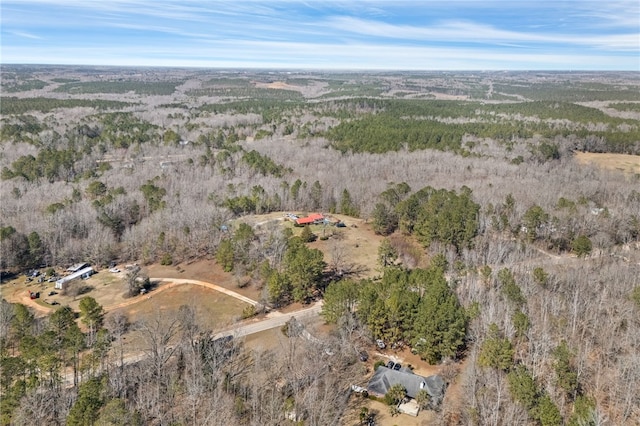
[
  {"x1": 411, "y1": 269, "x2": 467, "y2": 363},
  {"x1": 478, "y1": 323, "x2": 514, "y2": 371}
]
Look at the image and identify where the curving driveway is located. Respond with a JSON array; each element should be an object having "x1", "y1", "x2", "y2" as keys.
[
  {"x1": 16, "y1": 277, "x2": 261, "y2": 316},
  {"x1": 104, "y1": 277, "x2": 260, "y2": 312}
]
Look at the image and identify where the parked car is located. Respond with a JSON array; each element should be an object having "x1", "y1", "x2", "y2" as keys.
[
  {"x1": 376, "y1": 339, "x2": 386, "y2": 349},
  {"x1": 386, "y1": 361, "x2": 394, "y2": 369},
  {"x1": 359, "y1": 351, "x2": 369, "y2": 362},
  {"x1": 393, "y1": 363, "x2": 402, "y2": 371},
  {"x1": 48, "y1": 291, "x2": 57, "y2": 296},
  {"x1": 351, "y1": 385, "x2": 366, "y2": 393}
]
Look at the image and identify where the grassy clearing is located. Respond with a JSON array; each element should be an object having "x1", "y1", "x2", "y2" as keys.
[
  {"x1": 574, "y1": 151, "x2": 640, "y2": 175},
  {"x1": 109, "y1": 284, "x2": 248, "y2": 331}
]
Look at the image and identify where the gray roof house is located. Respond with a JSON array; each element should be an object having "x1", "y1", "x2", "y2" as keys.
[{"x1": 367, "y1": 367, "x2": 446, "y2": 406}]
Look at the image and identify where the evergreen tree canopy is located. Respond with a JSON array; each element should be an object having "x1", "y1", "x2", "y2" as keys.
[{"x1": 396, "y1": 186, "x2": 479, "y2": 252}]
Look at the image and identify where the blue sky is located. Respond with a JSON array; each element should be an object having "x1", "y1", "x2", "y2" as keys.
[{"x1": 1, "y1": 0, "x2": 639, "y2": 70}]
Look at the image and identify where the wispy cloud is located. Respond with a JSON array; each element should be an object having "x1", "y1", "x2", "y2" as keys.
[
  {"x1": 324, "y1": 17, "x2": 640, "y2": 51},
  {"x1": 3, "y1": 39, "x2": 636, "y2": 71},
  {"x1": 1, "y1": 0, "x2": 638, "y2": 69},
  {"x1": 10, "y1": 31, "x2": 42, "y2": 40},
  {"x1": 572, "y1": 0, "x2": 640, "y2": 29}
]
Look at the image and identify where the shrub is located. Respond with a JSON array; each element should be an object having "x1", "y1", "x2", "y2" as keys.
[
  {"x1": 242, "y1": 305, "x2": 257, "y2": 319},
  {"x1": 160, "y1": 253, "x2": 173, "y2": 265}
]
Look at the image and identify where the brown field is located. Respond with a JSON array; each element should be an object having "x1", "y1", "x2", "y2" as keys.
[
  {"x1": 1, "y1": 269, "x2": 134, "y2": 316},
  {"x1": 144, "y1": 261, "x2": 263, "y2": 302},
  {"x1": 240, "y1": 212, "x2": 385, "y2": 279},
  {"x1": 108, "y1": 283, "x2": 248, "y2": 331},
  {"x1": 574, "y1": 151, "x2": 640, "y2": 175}
]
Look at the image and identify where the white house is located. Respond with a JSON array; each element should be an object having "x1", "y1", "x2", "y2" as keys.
[{"x1": 55, "y1": 267, "x2": 94, "y2": 290}]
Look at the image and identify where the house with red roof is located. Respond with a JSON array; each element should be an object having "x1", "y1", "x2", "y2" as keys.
[{"x1": 295, "y1": 213, "x2": 324, "y2": 226}]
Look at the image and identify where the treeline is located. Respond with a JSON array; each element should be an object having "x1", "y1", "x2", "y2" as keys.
[
  {"x1": 242, "y1": 149, "x2": 290, "y2": 178},
  {"x1": 91, "y1": 112, "x2": 159, "y2": 149},
  {"x1": 0, "y1": 298, "x2": 108, "y2": 424},
  {"x1": 326, "y1": 99, "x2": 640, "y2": 155},
  {"x1": 188, "y1": 86, "x2": 304, "y2": 102},
  {"x1": 0, "y1": 97, "x2": 132, "y2": 115},
  {"x1": 372, "y1": 184, "x2": 480, "y2": 253},
  {"x1": 609, "y1": 102, "x2": 640, "y2": 112},
  {"x1": 1, "y1": 148, "x2": 78, "y2": 183},
  {"x1": 0, "y1": 115, "x2": 45, "y2": 143},
  {"x1": 199, "y1": 98, "x2": 303, "y2": 124},
  {"x1": 0, "y1": 79, "x2": 48, "y2": 93},
  {"x1": 322, "y1": 266, "x2": 468, "y2": 364},
  {"x1": 54, "y1": 81, "x2": 180, "y2": 96},
  {"x1": 0, "y1": 296, "x2": 361, "y2": 426},
  {"x1": 215, "y1": 223, "x2": 326, "y2": 306},
  {"x1": 493, "y1": 81, "x2": 640, "y2": 102}
]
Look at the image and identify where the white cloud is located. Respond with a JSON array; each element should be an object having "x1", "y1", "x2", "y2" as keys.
[
  {"x1": 324, "y1": 17, "x2": 640, "y2": 51},
  {"x1": 10, "y1": 31, "x2": 42, "y2": 40},
  {"x1": 1, "y1": 0, "x2": 638, "y2": 70},
  {"x1": 3, "y1": 39, "x2": 637, "y2": 70},
  {"x1": 573, "y1": 0, "x2": 640, "y2": 29}
]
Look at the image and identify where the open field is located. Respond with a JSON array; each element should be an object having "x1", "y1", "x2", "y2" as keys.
[
  {"x1": 240, "y1": 212, "x2": 385, "y2": 279},
  {"x1": 109, "y1": 283, "x2": 248, "y2": 331},
  {"x1": 574, "y1": 151, "x2": 640, "y2": 175},
  {"x1": 0, "y1": 260, "x2": 257, "y2": 320},
  {"x1": 1, "y1": 268, "x2": 131, "y2": 316}
]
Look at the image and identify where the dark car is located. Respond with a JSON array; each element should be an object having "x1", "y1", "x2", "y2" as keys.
[
  {"x1": 393, "y1": 363, "x2": 402, "y2": 371},
  {"x1": 386, "y1": 361, "x2": 394, "y2": 369},
  {"x1": 359, "y1": 351, "x2": 369, "y2": 362},
  {"x1": 48, "y1": 291, "x2": 58, "y2": 296}
]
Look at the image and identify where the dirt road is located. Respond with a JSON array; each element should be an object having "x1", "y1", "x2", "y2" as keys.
[
  {"x1": 12, "y1": 276, "x2": 260, "y2": 317},
  {"x1": 105, "y1": 277, "x2": 260, "y2": 312}
]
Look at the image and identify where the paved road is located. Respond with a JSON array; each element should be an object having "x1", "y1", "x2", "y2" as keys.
[
  {"x1": 213, "y1": 300, "x2": 323, "y2": 339},
  {"x1": 62, "y1": 300, "x2": 323, "y2": 387}
]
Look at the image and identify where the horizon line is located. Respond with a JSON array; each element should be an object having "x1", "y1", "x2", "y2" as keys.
[{"x1": 3, "y1": 63, "x2": 638, "y2": 73}]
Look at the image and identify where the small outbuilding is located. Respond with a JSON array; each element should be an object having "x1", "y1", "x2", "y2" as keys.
[{"x1": 66, "y1": 263, "x2": 89, "y2": 273}]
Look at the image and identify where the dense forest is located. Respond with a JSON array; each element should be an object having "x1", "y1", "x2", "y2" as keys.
[{"x1": 1, "y1": 66, "x2": 639, "y2": 425}]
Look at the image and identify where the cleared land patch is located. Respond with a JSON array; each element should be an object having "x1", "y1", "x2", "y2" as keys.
[
  {"x1": 574, "y1": 151, "x2": 640, "y2": 175},
  {"x1": 109, "y1": 283, "x2": 248, "y2": 331},
  {"x1": 239, "y1": 211, "x2": 385, "y2": 279}
]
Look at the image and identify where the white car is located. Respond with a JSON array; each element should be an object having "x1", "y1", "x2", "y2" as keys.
[{"x1": 109, "y1": 268, "x2": 120, "y2": 273}]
